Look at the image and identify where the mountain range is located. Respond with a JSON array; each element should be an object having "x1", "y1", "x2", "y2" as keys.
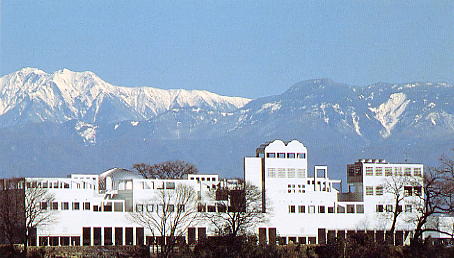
[{"x1": 1, "y1": 68, "x2": 453, "y2": 179}]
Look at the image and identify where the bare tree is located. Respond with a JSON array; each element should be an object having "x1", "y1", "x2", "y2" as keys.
[
  {"x1": 133, "y1": 161, "x2": 198, "y2": 179},
  {"x1": 129, "y1": 184, "x2": 199, "y2": 258},
  {"x1": 410, "y1": 154, "x2": 454, "y2": 241},
  {"x1": 24, "y1": 185, "x2": 57, "y2": 251},
  {"x1": 0, "y1": 178, "x2": 25, "y2": 246},
  {"x1": 0, "y1": 179, "x2": 56, "y2": 254},
  {"x1": 382, "y1": 175, "x2": 422, "y2": 234},
  {"x1": 202, "y1": 183, "x2": 266, "y2": 237}
]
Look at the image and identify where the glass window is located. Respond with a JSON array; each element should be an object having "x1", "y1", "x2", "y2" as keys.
[
  {"x1": 319, "y1": 206, "x2": 325, "y2": 213},
  {"x1": 385, "y1": 167, "x2": 393, "y2": 176},
  {"x1": 266, "y1": 153, "x2": 276, "y2": 158},
  {"x1": 376, "y1": 205, "x2": 384, "y2": 212},
  {"x1": 136, "y1": 204, "x2": 143, "y2": 212},
  {"x1": 166, "y1": 182, "x2": 175, "y2": 189},
  {"x1": 414, "y1": 168, "x2": 422, "y2": 177},
  {"x1": 308, "y1": 205, "x2": 316, "y2": 213},
  {"x1": 376, "y1": 186, "x2": 384, "y2": 195},
  {"x1": 366, "y1": 186, "x2": 374, "y2": 195},
  {"x1": 394, "y1": 167, "x2": 403, "y2": 176},
  {"x1": 287, "y1": 153, "x2": 295, "y2": 159},
  {"x1": 51, "y1": 202, "x2": 59, "y2": 210},
  {"x1": 375, "y1": 167, "x2": 383, "y2": 176},
  {"x1": 72, "y1": 202, "x2": 80, "y2": 210},
  {"x1": 298, "y1": 205, "x2": 305, "y2": 213},
  {"x1": 277, "y1": 153, "x2": 285, "y2": 158},
  {"x1": 347, "y1": 204, "x2": 355, "y2": 213},
  {"x1": 413, "y1": 186, "x2": 422, "y2": 196},
  {"x1": 83, "y1": 202, "x2": 90, "y2": 210},
  {"x1": 328, "y1": 207, "x2": 334, "y2": 213},
  {"x1": 386, "y1": 205, "x2": 393, "y2": 212},
  {"x1": 114, "y1": 202, "x2": 123, "y2": 212},
  {"x1": 62, "y1": 202, "x2": 69, "y2": 210},
  {"x1": 289, "y1": 205, "x2": 296, "y2": 213},
  {"x1": 337, "y1": 205, "x2": 345, "y2": 213},
  {"x1": 297, "y1": 153, "x2": 306, "y2": 159},
  {"x1": 356, "y1": 204, "x2": 364, "y2": 213},
  {"x1": 40, "y1": 202, "x2": 48, "y2": 210},
  {"x1": 404, "y1": 168, "x2": 412, "y2": 176},
  {"x1": 365, "y1": 167, "x2": 373, "y2": 176},
  {"x1": 404, "y1": 186, "x2": 412, "y2": 196}
]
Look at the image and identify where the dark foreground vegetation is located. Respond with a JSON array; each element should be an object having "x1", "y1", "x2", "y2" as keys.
[{"x1": 1, "y1": 234, "x2": 453, "y2": 258}]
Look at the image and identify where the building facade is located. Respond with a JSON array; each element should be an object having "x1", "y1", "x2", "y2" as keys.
[{"x1": 1, "y1": 139, "x2": 448, "y2": 247}]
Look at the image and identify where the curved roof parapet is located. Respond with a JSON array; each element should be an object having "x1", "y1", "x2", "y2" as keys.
[
  {"x1": 99, "y1": 168, "x2": 143, "y2": 191},
  {"x1": 256, "y1": 139, "x2": 305, "y2": 152}
]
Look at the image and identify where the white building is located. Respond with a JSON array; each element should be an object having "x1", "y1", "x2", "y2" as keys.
[
  {"x1": 245, "y1": 140, "x2": 425, "y2": 245},
  {"x1": 2, "y1": 139, "x2": 447, "y2": 247}
]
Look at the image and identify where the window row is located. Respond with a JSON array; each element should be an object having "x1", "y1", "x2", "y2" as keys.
[
  {"x1": 365, "y1": 186, "x2": 422, "y2": 197},
  {"x1": 40, "y1": 201, "x2": 124, "y2": 212},
  {"x1": 267, "y1": 168, "x2": 306, "y2": 178},
  {"x1": 288, "y1": 204, "x2": 364, "y2": 214},
  {"x1": 365, "y1": 167, "x2": 422, "y2": 177},
  {"x1": 26, "y1": 181, "x2": 95, "y2": 190},
  {"x1": 376, "y1": 204, "x2": 414, "y2": 213},
  {"x1": 263, "y1": 152, "x2": 306, "y2": 159},
  {"x1": 188, "y1": 176, "x2": 217, "y2": 182},
  {"x1": 135, "y1": 203, "x2": 185, "y2": 213},
  {"x1": 365, "y1": 186, "x2": 384, "y2": 196}
]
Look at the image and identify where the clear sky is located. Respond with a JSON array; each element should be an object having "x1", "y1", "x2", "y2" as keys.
[{"x1": 1, "y1": 0, "x2": 453, "y2": 98}]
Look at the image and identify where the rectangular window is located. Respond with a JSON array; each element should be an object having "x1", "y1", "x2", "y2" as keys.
[
  {"x1": 356, "y1": 204, "x2": 364, "y2": 213},
  {"x1": 319, "y1": 206, "x2": 325, "y2": 213},
  {"x1": 404, "y1": 186, "x2": 412, "y2": 196},
  {"x1": 298, "y1": 205, "x2": 305, "y2": 213},
  {"x1": 178, "y1": 204, "x2": 185, "y2": 212},
  {"x1": 51, "y1": 202, "x2": 59, "y2": 210},
  {"x1": 337, "y1": 205, "x2": 345, "y2": 213},
  {"x1": 297, "y1": 153, "x2": 306, "y2": 159},
  {"x1": 413, "y1": 186, "x2": 422, "y2": 196},
  {"x1": 365, "y1": 186, "x2": 374, "y2": 195},
  {"x1": 72, "y1": 202, "x2": 80, "y2": 210},
  {"x1": 397, "y1": 205, "x2": 402, "y2": 212},
  {"x1": 136, "y1": 204, "x2": 143, "y2": 212},
  {"x1": 308, "y1": 205, "x2": 315, "y2": 213},
  {"x1": 404, "y1": 168, "x2": 412, "y2": 176},
  {"x1": 146, "y1": 204, "x2": 154, "y2": 212},
  {"x1": 376, "y1": 186, "x2": 384, "y2": 196},
  {"x1": 405, "y1": 205, "x2": 412, "y2": 212},
  {"x1": 394, "y1": 167, "x2": 403, "y2": 176},
  {"x1": 328, "y1": 207, "x2": 335, "y2": 213},
  {"x1": 385, "y1": 167, "x2": 393, "y2": 176},
  {"x1": 114, "y1": 202, "x2": 123, "y2": 212},
  {"x1": 266, "y1": 153, "x2": 276, "y2": 158},
  {"x1": 287, "y1": 153, "x2": 295, "y2": 159},
  {"x1": 414, "y1": 168, "x2": 422, "y2": 177},
  {"x1": 40, "y1": 202, "x2": 48, "y2": 210},
  {"x1": 289, "y1": 205, "x2": 296, "y2": 213},
  {"x1": 168, "y1": 204, "x2": 175, "y2": 212},
  {"x1": 347, "y1": 204, "x2": 355, "y2": 213},
  {"x1": 165, "y1": 182, "x2": 175, "y2": 189},
  {"x1": 83, "y1": 202, "x2": 90, "y2": 210},
  {"x1": 376, "y1": 205, "x2": 384, "y2": 212},
  {"x1": 365, "y1": 167, "x2": 373, "y2": 176},
  {"x1": 386, "y1": 205, "x2": 393, "y2": 212},
  {"x1": 375, "y1": 167, "x2": 383, "y2": 176},
  {"x1": 277, "y1": 153, "x2": 285, "y2": 158},
  {"x1": 62, "y1": 202, "x2": 69, "y2": 210}
]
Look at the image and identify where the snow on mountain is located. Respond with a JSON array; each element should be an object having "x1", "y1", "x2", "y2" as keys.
[
  {"x1": 0, "y1": 68, "x2": 251, "y2": 127},
  {"x1": 369, "y1": 92, "x2": 410, "y2": 138}
]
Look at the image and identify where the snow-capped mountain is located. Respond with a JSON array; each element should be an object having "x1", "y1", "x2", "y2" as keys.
[
  {"x1": 0, "y1": 68, "x2": 453, "y2": 179},
  {"x1": 0, "y1": 68, "x2": 250, "y2": 127}
]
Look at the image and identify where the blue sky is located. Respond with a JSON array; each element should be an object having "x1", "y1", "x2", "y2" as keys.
[{"x1": 1, "y1": 0, "x2": 453, "y2": 98}]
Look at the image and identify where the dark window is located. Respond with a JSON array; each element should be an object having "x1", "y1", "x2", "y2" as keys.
[
  {"x1": 136, "y1": 227, "x2": 144, "y2": 245},
  {"x1": 328, "y1": 207, "x2": 335, "y2": 213},
  {"x1": 337, "y1": 205, "x2": 345, "y2": 213},
  {"x1": 289, "y1": 205, "x2": 296, "y2": 213},
  {"x1": 83, "y1": 227, "x2": 91, "y2": 246},
  {"x1": 104, "y1": 228, "x2": 113, "y2": 245},
  {"x1": 104, "y1": 202, "x2": 113, "y2": 212},
  {"x1": 50, "y1": 237, "x2": 59, "y2": 246},
  {"x1": 94, "y1": 227, "x2": 101, "y2": 246},
  {"x1": 188, "y1": 228, "x2": 196, "y2": 244},
  {"x1": 266, "y1": 153, "x2": 276, "y2": 158},
  {"x1": 298, "y1": 205, "x2": 305, "y2": 213},
  {"x1": 166, "y1": 182, "x2": 175, "y2": 189},
  {"x1": 51, "y1": 202, "x2": 59, "y2": 210},
  {"x1": 297, "y1": 153, "x2": 306, "y2": 159},
  {"x1": 356, "y1": 204, "x2": 364, "y2": 213},
  {"x1": 178, "y1": 204, "x2": 185, "y2": 212},
  {"x1": 277, "y1": 153, "x2": 285, "y2": 158},
  {"x1": 376, "y1": 205, "x2": 384, "y2": 212},
  {"x1": 347, "y1": 204, "x2": 355, "y2": 213},
  {"x1": 71, "y1": 236, "x2": 80, "y2": 246},
  {"x1": 40, "y1": 202, "x2": 48, "y2": 210},
  {"x1": 319, "y1": 206, "x2": 325, "y2": 213},
  {"x1": 62, "y1": 202, "x2": 69, "y2": 210},
  {"x1": 114, "y1": 202, "x2": 123, "y2": 212},
  {"x1": 115, "y1": 227, "x2": 123, "y2": 245},
  {"x1": 84, "y1": 202, "x2": 90, "y2": 210},
  {"x1": 72, "y1": 202, "x2": 80, "y2": 210},
  {"x1": 125, "y1": 227, "x2": 133, "y2": 245},
  {"x1": 287, "y1": 153, "x2": 296, "y2": 159},
  {"x1": 167, "y1": 204, "x2": 175, "y2": 212}
]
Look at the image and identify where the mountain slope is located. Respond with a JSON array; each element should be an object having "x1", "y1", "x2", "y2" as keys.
[{"x1": 0, "y1": 68, "x2": 453, "y2": 179}]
